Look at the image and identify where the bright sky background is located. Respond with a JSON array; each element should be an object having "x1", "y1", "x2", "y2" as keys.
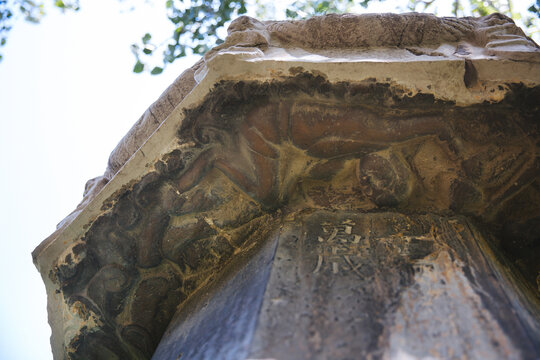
[{"x1": 0, "y1": 1, "x2": 537, "y2": 359}]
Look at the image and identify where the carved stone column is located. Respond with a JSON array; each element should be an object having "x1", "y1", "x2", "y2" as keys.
[{"x1": 33, "y1": 13, "x2": 540, "y2": 360}]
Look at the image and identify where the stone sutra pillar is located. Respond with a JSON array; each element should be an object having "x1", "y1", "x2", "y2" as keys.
[{"x1": 33, "y1": 13, "x2": 540, "y2": 360}]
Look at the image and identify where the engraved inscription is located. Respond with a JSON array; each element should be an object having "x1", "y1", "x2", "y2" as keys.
[
  {"x1": 313, "y1": 219, "x2": 364, "y2": 275},
  {"x1": 312, "y1": 219, "x2": 435, "y2": 276}
]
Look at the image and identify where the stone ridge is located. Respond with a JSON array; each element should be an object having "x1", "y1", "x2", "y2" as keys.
[{"x1": 227, "y1": 12, "x2": 535, "y2": 49}]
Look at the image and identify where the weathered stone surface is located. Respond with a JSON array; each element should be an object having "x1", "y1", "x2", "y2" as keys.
[
  {"x1": 33, "y1": 12, "x2": 540, "y2": 360},
  {"x1": 248, "y1": 212, "x2": 537, "y2": 360},
  {"x1": 47, "y1": 12, "x2": 540, "y2": 233},
  {"x1": 154, "y1": 211, "x2": 538, "y2": 360},
  {"x1": 152, "y1": 224, "x2": 279, "y2": 360}
]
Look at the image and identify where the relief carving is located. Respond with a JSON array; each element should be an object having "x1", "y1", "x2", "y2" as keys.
[
  {"x1": 43, "y1": 73, "x2": 539, "y2": 358},
  {"x1": 31, "y1": 12, "x2": 540, "y2": 359},
  {"x1": 210, "y1": 13, "x2": 539, "y2": 60},
  {"x1": 54, "y1": 12, "x2": 540, "y2": 232}
]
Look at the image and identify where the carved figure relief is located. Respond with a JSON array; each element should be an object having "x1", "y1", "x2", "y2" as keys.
[{"x1": 44, "y1": 73, "x2": 540, "y2": 359}]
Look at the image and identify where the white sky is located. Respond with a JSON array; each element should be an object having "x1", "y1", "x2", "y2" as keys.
[{"x1": 0, "y1": 0, "x2": 536, "y2": 359}]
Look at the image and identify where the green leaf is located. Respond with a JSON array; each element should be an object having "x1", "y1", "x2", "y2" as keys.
[
  {"x1": 142, "y1": 33, "x2": 151, "y2": 44},
  {"x1": 173, "y1": 26, "x2": 184, "y2": 41},
  {"x1": 133, "y1": 60, "x2": 144, "y2": 73},
  {"x1": 317, "y1": 1, "x2": 330, "y2": 12},
  {"x1": 0, "y1": 38, "x2": 5, "y2": 46},
  {"x1": 151, "y1": 66, "x2": 163, "y2": 75},
  {"x1": 169, "y1": 16, "x2": 181, "y2": 24},
  {"x1": 165, "y1": 54, "x2": 175, "y2": 63},
  {"x1": 286, "y1": 9, "x2": 298, "y2": 18},
  {"x1": 55, "y1": 0, "x2": 65, "y2": 9},
  {"x1": 239, "y1": 3, "x2": 247, "y2": 14},
  {"x1": 192, "y1": 44, "x2": 203, "y2": 53}
]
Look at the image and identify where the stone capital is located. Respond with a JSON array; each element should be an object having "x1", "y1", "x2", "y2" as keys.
[{"x1": 34, "y1": 13, "x2": 540, "y2": 359}]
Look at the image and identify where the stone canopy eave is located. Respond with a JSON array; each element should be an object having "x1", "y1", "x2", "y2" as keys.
[
  {"x1": 32, "y1": 13, "x2": 540, "y2": 360},
  {"x1": 32, "y1": 24, "x2": 540, "y2": 276}
]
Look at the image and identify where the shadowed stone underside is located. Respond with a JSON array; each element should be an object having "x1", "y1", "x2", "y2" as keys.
[{"x1": 45, "y1": 75, "x2": 540, "y2": 359}]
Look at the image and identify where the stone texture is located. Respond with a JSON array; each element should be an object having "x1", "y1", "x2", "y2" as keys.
[
  {"x1": 156, "y1": 211, "x2": 534, "y2": 360},
  {"x1": 47, "y1": 12, "x2": 540, "y2": 233},
  {"x1": 33, "y1": 12, "x2": 540, "y2": 360}
]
